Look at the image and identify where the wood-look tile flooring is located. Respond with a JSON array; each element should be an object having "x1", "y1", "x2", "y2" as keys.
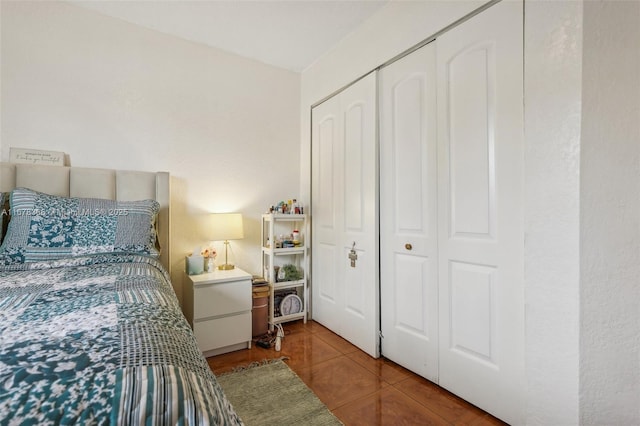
[{"x1": 207, "y1": 320, "x2": 507, "y2": 425}]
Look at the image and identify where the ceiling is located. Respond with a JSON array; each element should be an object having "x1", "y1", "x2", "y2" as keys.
[{"x1": 70, "y1": 0, "x2": 389, "y2": 72}]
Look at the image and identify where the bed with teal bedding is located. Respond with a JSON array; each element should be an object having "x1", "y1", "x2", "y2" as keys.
[{"x1": 0, "y1": 188, "x2": 242, "y2": 425}]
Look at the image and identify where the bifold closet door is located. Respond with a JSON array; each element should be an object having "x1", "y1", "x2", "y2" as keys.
[
  {"x1": 436, "y1": 1, "x2": 524, "y2": 424},
  {"x1": 379, "y1": 1, "x2": 524, "y2": 423},
  {"x1": 379, "y1": 42, "x2": 439, "y2": 382},
  {"x1": 311, "y1": 72, "x2": 379, "y2": 357}
]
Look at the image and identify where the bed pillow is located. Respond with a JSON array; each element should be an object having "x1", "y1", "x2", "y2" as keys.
[
  {"x1": 0, "y1": 192, "x2": 9, "y2": 245},
  {"x1": 0, "y1": 188, "x2": 159, "y2": 264}
]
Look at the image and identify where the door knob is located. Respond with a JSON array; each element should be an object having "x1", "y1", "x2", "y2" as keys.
[{"x1": 405, "y1": 243, "x2": 412, "y2": 250}]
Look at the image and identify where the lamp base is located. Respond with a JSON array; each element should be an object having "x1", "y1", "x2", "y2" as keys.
[{"x1": 218, "y1": 264, "x2": 235, "y2": 270}]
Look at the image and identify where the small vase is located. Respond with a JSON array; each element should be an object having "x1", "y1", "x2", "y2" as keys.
[{"x1": 207, "y1": 257, "x2": 216, "y2": 272}]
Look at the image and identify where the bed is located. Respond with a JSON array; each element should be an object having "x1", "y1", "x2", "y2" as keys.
[{"x1": 0, "y1": 163, "x2": 242, "y2": 425}]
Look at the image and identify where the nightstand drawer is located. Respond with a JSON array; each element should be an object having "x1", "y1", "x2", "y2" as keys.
[
  {"x1": 194, "y1": 312, "x2": 251, "y2": 353},
  {"x1": 194, "y1": 280, "x2": 251, "y2": 319}
]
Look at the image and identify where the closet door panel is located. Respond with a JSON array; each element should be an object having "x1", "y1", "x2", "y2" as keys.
[
  {"x1": 339, "y1": 73, "x2": 379, "y2": 357},
  {"x1": 394, "y1": 254, "x2": 431, "y2": 332},
  {"x1": 448, "y1": 45, "x2": 494, "y2": 238},
  {"x1": 344, "y1": 249, "x2": 366, "y2": 317},
  {"x1": 395, "y1": 76, "x2": 431, "y2": 232},
  {"x1": 316, "y1": 115, "x2": 337, "y2": 229},
  {"x1": 380, "y1": 43, "x2": 439, "y2": 381},
  {"x1": 311, "y1": 72, "x2": 379, "y2": 358},
  {"x1": 449, "y1": 261, "x2": 495, "y2": 361},
  {"x1": 311, "y1": 96, "x2": 343, "y2": 333},
  {"x1": 437, "y1": 1, "x2": 524, "y2": 424},
  {"x1": 343, "y1": 98, "x2": 367, "y2": 320},
  {"x1": 316, "y1": 243, "x2": 337, "y2": 301},
  {"x1": 344, "y1": 102, "x2": 365, "y2": 231}
]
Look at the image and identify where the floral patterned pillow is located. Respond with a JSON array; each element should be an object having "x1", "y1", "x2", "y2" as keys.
[{"x1": 0, "y1": 188, "x2": 159, "y2": 264}]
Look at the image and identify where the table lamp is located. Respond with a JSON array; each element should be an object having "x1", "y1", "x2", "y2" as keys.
[{"x1": 210, "y1": 213, "x2": 244, "y2": 270}]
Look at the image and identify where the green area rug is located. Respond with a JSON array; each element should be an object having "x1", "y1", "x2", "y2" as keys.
[{"x1": 217, "y1": 359, "x2": 343, "y2": 426}]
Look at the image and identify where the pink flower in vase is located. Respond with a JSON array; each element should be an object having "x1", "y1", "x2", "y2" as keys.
[{"x1": 201, "y1": 245, "x2": 217, "y2": 271}]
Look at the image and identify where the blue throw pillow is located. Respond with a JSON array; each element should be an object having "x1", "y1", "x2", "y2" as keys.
[{"x1": 0, "y1": 188, "x2": 159, "y2": 264}]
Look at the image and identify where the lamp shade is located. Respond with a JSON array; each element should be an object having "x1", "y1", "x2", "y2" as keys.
[{"x1": 210, "y1": 213, "x2": 244, "y2": 241}]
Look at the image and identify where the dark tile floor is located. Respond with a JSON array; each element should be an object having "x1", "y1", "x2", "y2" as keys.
[{"x1": 207, "y1": 320, "x2": 506, "y2": 425}]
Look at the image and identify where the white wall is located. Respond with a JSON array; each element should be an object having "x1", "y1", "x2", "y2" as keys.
[
  {"x1": 523, "y1": 1, "x2": 582, "y2": 423},
  {"x1": 580, "y1": 1, "x2": 640, "y2": 424},
  {"x1": 0, "y1": 1, "x2": 301, "y2": 304}
]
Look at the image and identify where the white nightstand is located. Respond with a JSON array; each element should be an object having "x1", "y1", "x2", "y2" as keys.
[{"x1": 184, "y1": 268, "x2": 252, "y2": 357}]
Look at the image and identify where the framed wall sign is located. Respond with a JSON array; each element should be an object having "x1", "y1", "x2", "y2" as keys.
[{"x1": 9, "y1": 147, "x2": 65, "y2": 166}]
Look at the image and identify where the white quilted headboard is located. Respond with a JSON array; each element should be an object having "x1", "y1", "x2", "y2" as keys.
[{"x1": 0, "y1": 162, "x2": 171, "y2": 272}]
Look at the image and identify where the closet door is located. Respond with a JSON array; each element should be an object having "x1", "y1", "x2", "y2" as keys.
[
  {"x1": 436, "y1": 1, "x2": 524, "y2": 424},
  {"x1": 379, "y1": 42, "x2": 439, "y2": 381},
  {"x1": 311, "y1": 72, "x2": 379, "y2": 357},
  {"x1": 311, "y1": 94, "x2": 342, "y2": 334}
]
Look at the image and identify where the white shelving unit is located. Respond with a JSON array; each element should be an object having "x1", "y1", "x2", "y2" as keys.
[{"x1": 261, "y1": 213, "x2": 308, "y2": 330}]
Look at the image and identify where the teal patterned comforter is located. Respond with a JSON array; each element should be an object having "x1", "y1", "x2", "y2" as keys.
[{"x1": 0, "y1": 254, "x2": 243, "y2": 425}]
